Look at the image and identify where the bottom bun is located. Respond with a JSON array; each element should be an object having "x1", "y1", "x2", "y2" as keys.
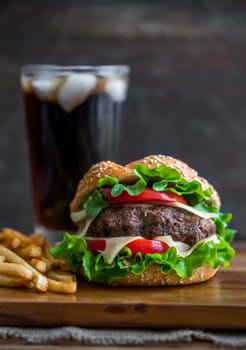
[
  {"x1": 81, "y1": 264, "x2": 217, "y2": 286},
  {"x1": 112, "y1": 264, "x2": 217, "y2": 286}
]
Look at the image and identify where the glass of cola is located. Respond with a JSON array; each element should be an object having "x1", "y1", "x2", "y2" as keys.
[{"x1": 21, "y1": 65, "x2": 130, "y2": 241}]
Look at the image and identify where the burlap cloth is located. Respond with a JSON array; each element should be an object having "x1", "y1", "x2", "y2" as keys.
[{"x1": 0, "y1": 327, "x2": 246, "y2": 348}]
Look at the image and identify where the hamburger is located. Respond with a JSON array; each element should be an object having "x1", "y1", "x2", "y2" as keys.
[{"x1": 51, "y1": 154, "x2": 235, "y2": 286}]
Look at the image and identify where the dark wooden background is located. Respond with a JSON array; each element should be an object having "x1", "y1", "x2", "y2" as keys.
[{"x1": 0, "y1": 0, "x2": 246, "y2": 239}]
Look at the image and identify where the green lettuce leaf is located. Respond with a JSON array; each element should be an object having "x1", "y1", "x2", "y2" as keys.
[
  {"x1": 50, "y1": 232, "x2": 235, "y2": 284},
  {"x1": 214, "y1": 213, "x2": 236, "y2": 243},
  {"x1": 81, "y1": 189, "x2": 109, "y2": 220},
  {"x1": 50, "y1": 232, "x2": 86, "y2": 272},
  {"x1": 133, "y1": 164, "x2": 212, "y2": 205},
  {"x1": 110, "y1": 179, "x2": 146, "y2": 197}
]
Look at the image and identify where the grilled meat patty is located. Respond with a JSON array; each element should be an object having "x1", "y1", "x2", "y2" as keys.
[{"x1": 87, "y1": 204, "x2": 216, "y2": 246}]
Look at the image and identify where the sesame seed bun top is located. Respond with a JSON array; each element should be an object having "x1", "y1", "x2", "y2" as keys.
[{"x1": 70, "y1": 154, "x2": 221, "y2": 212}]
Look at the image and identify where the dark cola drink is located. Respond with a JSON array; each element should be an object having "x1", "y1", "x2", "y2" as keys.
[{"x1": 21, "y1": 65, "x2": 129, "y2": 241}]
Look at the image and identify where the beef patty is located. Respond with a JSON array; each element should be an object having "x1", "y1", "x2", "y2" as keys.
[{"x1": 87, "y1": 204, "x2": 216, "y2": 246}]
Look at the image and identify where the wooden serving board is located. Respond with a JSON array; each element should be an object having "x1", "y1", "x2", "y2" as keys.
[{"x1": 0, "y1": 243, "x2": 245, "y2": 329}]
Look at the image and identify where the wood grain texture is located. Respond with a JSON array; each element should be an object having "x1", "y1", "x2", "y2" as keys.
[
  {"x1": 0, "y1": 242, "x2": 245, "y2": 329},
  {"x1": 0, "y1": 344, "x2": 226, "y2": 350}
]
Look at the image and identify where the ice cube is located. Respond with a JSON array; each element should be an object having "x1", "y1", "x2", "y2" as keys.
[
  {"x1": 32, "y1": 78, "x2": 62, "y2": 101},
  {"x1": 21, "y1": 76, "x2": 32, "y2": 93},
  {"x1": 105, "y1": 78, "x2": 128, "y2": 102},
  {"x1": 57, "y1": 73, "x2": 97, "y2": 113}
]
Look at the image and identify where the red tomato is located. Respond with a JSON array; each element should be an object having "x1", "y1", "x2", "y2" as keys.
[
  {"x1": 102, "y1": 187, "x2": 187, "y2": 205},
  {"x1": 126, "y1": 239, "x2": 169, "y2": 255},
  {"x1": 86, "y1": 239, "x2": 106, "y2": 253},
  {"x1": 85, "y1": 238, "x2": 169, "y2": 255}
]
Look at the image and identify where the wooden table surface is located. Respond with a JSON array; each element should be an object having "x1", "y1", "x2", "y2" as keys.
[
  {"x1": 0, "y1": 343, "x2": 234, "y2": 350},
  {"x1": 0, "y1": 344, "x2": 232, "y2": 350}
]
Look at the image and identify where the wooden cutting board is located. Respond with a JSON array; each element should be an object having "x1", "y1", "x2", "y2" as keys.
[{"x1": 0, "y1": 242, "x2": 245, "y2": 329}]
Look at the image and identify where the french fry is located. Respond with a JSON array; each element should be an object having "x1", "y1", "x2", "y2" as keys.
[
  {"x1": 10, "y1": 237, "x2": 22, "y2": 250},
  {"x1": 47, "y1": 270, "x2": 76, "y2": 282},
  {"x1": 47, "y1": 278, "x2": 77, "y2": 294},
  {"x1": 41, "y1": 243, "x2": 59, "y2": 271},
  {"x1": 39, "y1": 255, "x2": 53, "y2": 272},
  {"x1": 0, "y1": 245, "x2": 48, "y2": 292},
  {"x1": 0, "y1": 262, "x2": 32, "y2": 280},
  {"x1": 47, "y1": 259, "x2": 69, "y2": 272},
  {"x1": 0, "y1": 275, "x2": 30, "y2": 288},
  {"x1": 0, "y1": 229, "x2": 77, "y2": 294},
  {"x1": 1, "y1": 228, "x2": 32, "y2": 245},
  {"x1": 17, "y1": 244, "x2": 42, "y2": 259},
  {"x1": 0, "y1": 256, "x2": 6, "y2": 263},
  {"x1": 0, "y1": 237, "x2": 21, "y2": 250},
  {"x1": 43, "y1": 244, "x2": 55, "y2": 263},
  {"x1": 30, "y1": 258, "x2": 47, "y2": 273},
  {"x1": 30, "y1": 233, "x2": 46, "y2": 246}
]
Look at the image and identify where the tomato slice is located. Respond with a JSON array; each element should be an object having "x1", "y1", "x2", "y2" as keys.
[
  {"x1": 102, "y1": 187, "x2": 187, "y2": 205},
  {"x1": 85, "y1": 238, "x2": 169, "y2": 255},
  {"x1": 86, "y1": 239, "x2": 106, "y2": 253},
  {"x1": 126, "y1": 239, "x2": 169, "y2": 255}
]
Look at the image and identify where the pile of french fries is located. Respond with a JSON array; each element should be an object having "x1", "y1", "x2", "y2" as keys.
[{"x1": 0, "y1": 228, "x2": 77, "y2": 294}]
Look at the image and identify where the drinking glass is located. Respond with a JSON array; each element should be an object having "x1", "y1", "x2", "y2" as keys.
[{"x1": 21, "y1": 65, "x2": 130, "y2": 241}]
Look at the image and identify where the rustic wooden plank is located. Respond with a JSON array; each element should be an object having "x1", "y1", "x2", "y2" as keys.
[
  {"x1": 0, "y1": 343, "x2": 225, "y2": 350},
  {"x1": 0, "y1": 343, "x2": 224, "y2": 350},
  {"x1": 0, "y1": 243, "x2": 244, "y2": 329}
]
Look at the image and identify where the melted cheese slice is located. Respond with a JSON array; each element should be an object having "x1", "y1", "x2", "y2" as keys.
[
  {"x1": 155, "y1": 234, "x2": 219, "y2": 258},
  {"x1": 169, "y1": 202, "x2": 218, "y2": 219},
  {"x1": 85, "y1": 234, "x2": 219, "y2": 264},
  {"x1": 70, "y1": 209, "x2": 86, "y2": 223},
  {"x1": 77, "y1": 218, "x2": 94, "y2": 237}
]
